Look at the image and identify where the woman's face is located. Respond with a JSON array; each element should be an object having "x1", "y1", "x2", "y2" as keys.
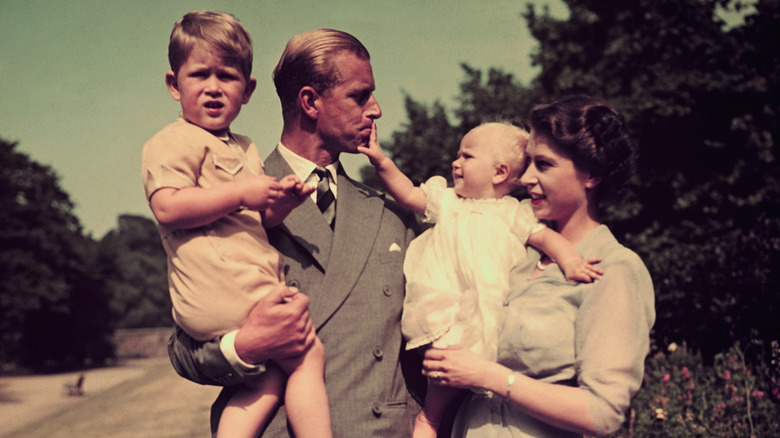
[{"x1": 520, "y1": 132, "x2": 594, "y2": 226}]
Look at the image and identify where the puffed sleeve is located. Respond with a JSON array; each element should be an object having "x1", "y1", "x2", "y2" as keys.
[
  {"x1": 574, "y1": 250, "x2": 655, "y2": 434},
  {"x1": 420, "y1": 176, "x2": 449, "y2": 224},
  {"x1": 141, "y1": 121, "x2": 209, "y2": 200},
  {"x1": 510, "y1": 199, "x2": 547, "y2": 243}
]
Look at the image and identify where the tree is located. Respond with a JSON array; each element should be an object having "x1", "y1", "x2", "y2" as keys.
[
  {"x1": 0, "y1": 138, "x2": 114, "y2": 371},
  {"x1": 524, "y1": 0, "x2": 780, "y2": 359},
  {"x1": 366, "y1": 0, "x2": 780, "y2": 359},
  {"x1": 98, "y1": 214, "x2": 171, "y2": 329}
]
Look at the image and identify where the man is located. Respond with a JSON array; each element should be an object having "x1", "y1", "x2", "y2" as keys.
[{"x1": 168, "y1": 29, "x2": 423, "y2": 437}]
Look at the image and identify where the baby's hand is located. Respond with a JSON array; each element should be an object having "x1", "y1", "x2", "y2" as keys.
[
  {"x1": 237, "y1": 175, "x2": 283, "y2": 211},
  {"x1": 357, "y1": 123, "x2": 387, "y2": 167},
  {"x1": 559, "y1": 258, "x2": 603, "y2": 283}
]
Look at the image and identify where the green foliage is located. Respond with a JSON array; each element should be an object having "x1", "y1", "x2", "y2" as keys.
[
  {"x1": 370, "y1": 0, "x2": 780, "y2": 360},
  {"x1": 611, "y1": 341, "x2": 780, "y2": 437},
  {"x1": 0, "y1": 138, "x2": 114, "y2": 371},
  {"x1": 98, "y1": 214, "x2": 171, "y2": 329}
]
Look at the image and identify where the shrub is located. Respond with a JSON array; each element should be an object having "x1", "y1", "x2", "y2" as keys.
[{"x1": 611, "y1": 341, "x2": 780, "y2": 437}]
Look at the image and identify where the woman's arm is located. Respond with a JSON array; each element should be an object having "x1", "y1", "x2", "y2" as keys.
[{"x1": 422, "y1": 348, "x2": 597, "y2": 435}]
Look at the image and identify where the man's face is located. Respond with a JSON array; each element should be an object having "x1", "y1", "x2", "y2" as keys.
[{"x1": 315, "y1": 53, "x2": 382, "y2": 155}]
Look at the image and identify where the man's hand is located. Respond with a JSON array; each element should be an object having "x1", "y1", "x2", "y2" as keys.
[{"x1": 234, "y1": 284, "x2": 315, "y2": 365}]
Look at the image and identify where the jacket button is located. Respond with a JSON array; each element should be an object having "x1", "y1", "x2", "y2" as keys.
[
  {"x1": 373, "y1": 346, "x2": 384, "y2": 360},
  {"x1": 382, "y1": 286, "x2": 392, "y2": 296},
  {"x1": 372, "y1": 403, "x2": 383, "y2": 416},
  {"x1": 288, "y1": 279, "x2": 300, "y2": 288}
]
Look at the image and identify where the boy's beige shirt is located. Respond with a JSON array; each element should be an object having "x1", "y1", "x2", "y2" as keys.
[{"x1": 142, "y1": 117, "x2": 283, "y2": 341}]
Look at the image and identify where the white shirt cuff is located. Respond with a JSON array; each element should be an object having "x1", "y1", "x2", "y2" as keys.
[{"x1": 219, "y1": 329, "x2": 266, "y2": 373}]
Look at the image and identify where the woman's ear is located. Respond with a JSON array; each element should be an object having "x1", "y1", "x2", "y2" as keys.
[
  {"x1": 585, "y1": 175, "x2": 603, "y2": 189},
  {"x1": 165, "y1": 71, "x2": 181, "y2": 101},
  {"x1": 492, "y1": 163, "x2": 510, "y2": 185},
  {"x1": 299, "y1": 86, "x2": 319, "y2": 120}
]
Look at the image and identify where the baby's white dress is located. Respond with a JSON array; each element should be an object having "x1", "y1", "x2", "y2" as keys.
[{"x1": 401, "y1": 176, "x2": 545, "y2": 361}]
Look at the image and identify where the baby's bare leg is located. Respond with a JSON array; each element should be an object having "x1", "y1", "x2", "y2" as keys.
[
  {"x1": 216, "y1": 366, "x2": 284, "y2": 438},
  {"x1": 275, "y1": 336, "x2": 333, "y2": 438}
]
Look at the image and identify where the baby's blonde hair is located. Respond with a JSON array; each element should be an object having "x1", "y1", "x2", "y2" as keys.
[
  {"x1": 168, "y1": 10, "x2": 253, "y2": 80},
  {"x1": 474, "y1": 121, "x2": 529, "y2": 189}
]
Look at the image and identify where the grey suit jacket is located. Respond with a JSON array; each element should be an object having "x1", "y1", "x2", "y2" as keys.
[{"x1": 168, "y1": 147, "x2": 424, "y2": 437}]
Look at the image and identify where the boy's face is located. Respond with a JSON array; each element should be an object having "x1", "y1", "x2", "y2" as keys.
[
  {"x1": 166, "y1": 42, "x2": 256, "y2": 132},
  {"x1": 451, "y1": 126, "x2": 499, "y2": 199}
]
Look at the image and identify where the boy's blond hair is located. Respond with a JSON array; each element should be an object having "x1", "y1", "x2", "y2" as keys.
[
  {"x1": 474, "y1": 121, "x2": 529, "y2": 189},
  {"x1": 168, "y1": 10, "x2": 253, "y2": 80}
]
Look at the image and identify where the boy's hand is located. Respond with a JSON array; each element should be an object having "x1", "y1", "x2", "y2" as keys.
[
  {"x1": 269, "y1": 174, "x2": 315, "y2": 211},
  {"x1": 559, "y1": 258, "x2": 603, "y2": 283},
  {"x1": 357, "y1": 123, "x2": 388, "y2": 167},
  {"x1": 263, "y1": 174, "x2": 316, "y2": 227},
  {"x1": 237, "y1": 175, "x2": 283, "y2": 211}
]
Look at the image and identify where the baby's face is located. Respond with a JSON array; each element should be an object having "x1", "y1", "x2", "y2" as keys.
[
  {"x1": 451, "y1": 128, "x2": 499, "y2": 199},
  {"x1": 166, "y1": 42, "x2": 255, "y2": 132}
]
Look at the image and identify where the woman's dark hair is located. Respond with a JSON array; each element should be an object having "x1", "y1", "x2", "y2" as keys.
[{"x1": 528, "y1": 95, "x2": 637, "y2": 203}]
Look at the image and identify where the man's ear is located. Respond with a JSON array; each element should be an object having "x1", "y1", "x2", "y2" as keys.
[
  {"x1": 492, "y1": 163, "x2": 510, "y2": 185},
  {"x1": 165, "y1": 71, "x2": 181, "y2": 101},
  {"x1": 299, "y1": 86, "x2": 320, "y2": 120},
  {"x1": 242, "y1": 77, "x2": 257, "y2": 104}
]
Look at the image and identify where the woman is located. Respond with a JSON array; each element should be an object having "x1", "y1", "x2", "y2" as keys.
[{"x1": 422, "y1": 96, "x2": 655, "y2": 437}]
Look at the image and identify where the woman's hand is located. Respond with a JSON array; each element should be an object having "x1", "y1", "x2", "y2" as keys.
[{"x1": 422, "y1": 347, "x2": 500, "y2": 392}]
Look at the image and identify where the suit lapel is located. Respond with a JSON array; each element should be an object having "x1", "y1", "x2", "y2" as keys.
[
  {"x1": 308, "y1": 172, "x2": 385, "y2": 326},
  {"x1": 263, "y1": 148, "x2": 386, "y2": 328},
  {"x1": 264, "y1": 149, "x2": 333, "y2": 270}
]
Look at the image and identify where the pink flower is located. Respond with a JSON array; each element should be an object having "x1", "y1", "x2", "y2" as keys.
[
  {"x1": 722, "y1": 370, "x2": 731, "y2": 381},
  {"x1": 663, "y1": 374, "x2": 671, "y2": 384},
  {"x1": 752, "y1": 389, "x2": 764, "y2": 399},
  {"x1": 681, "y1": 367, "x2": 691, "y2": 380}
]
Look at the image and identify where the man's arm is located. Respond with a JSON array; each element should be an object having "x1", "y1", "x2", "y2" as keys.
[{"x1": 168, "y1": 284, "x2": 316, "y2": 386}]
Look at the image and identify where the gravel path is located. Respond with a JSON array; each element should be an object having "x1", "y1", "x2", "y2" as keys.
[{"x1": 0, "y1": 357, "x2": 221, "y2": 438}]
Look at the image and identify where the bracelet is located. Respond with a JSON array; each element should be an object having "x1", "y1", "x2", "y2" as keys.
[{"x1": 504, "y1": 372, "x2": 517, "y2": 401}]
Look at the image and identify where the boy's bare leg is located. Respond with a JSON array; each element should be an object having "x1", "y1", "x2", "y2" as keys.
[
  {"x1": 216, "y1": 366, "x2": 284, "y2": 438},
  {"x1": 414, "y1": 382, "x2": 461, "y2": 438},
  {"x1": 276, "y1": 336, "x2": 333, "y2": 438}
]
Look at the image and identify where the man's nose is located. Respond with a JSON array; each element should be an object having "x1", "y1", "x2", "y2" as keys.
[{"x1": 366, "y1": 94, "x2": 382, "y2": 119}]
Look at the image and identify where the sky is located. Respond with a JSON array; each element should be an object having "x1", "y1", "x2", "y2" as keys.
[{"x1": 0, "y1": 0, "x2": 566, "y2": 238}]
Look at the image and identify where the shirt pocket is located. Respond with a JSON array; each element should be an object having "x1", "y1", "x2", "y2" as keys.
[{"x1": 212, "y1": 155, "x2": 243, "y2": 175}]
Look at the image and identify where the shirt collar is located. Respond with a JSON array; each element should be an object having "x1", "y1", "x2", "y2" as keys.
[
  {"x1": 277, "y1": 142, "x2": 340, "y2": 184},
  {"x1": 178, "y1": 113, "x2": 233, "y2": 143}
]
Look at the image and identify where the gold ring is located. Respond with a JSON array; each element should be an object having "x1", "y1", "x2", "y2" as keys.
[{"x1": 432, "y1": 371, "x2": 441, "y2": 379}]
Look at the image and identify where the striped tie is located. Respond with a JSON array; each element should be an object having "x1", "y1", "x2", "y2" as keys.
[{"x1": 313, "y1": 167, "x2": 336, "y2": 228}]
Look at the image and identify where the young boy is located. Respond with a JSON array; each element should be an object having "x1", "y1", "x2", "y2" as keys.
[{"x1": 141, "y1": 11, "x2": 331, "y2": 438}]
